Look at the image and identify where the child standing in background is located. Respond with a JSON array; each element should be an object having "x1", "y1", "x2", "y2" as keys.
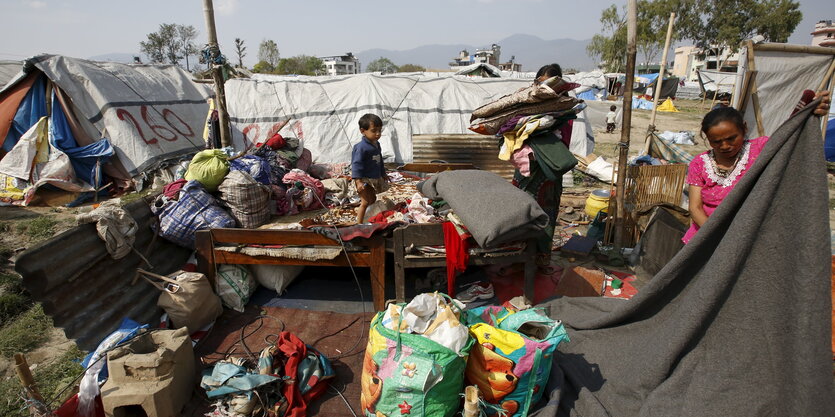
[
  {"x1": 351, "y1": 113, "x2": 389, "y2": 223},
  {"x1": 606, "y1": 105, "x2": 617, "y2": 133}
]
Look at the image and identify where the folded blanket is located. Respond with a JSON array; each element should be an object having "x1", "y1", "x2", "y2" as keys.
[
  {"x1": 470, "y1": 76, "x2": 580, "y2": 120},
  {"x1": 418, "y1": 170, "x2": 548, "y2": 248}
]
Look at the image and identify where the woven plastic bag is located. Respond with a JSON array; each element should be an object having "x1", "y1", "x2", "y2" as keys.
[
  {"x1": 184, "y1": 149, "x2": 229, "y2": 191},
  {"x1": 361, "y1": 293, "x2": 473, "y2": 417},
  {"x1": 217, "y1": 170, "x2": 271, "y2": 228},
  {"x1": 464, "y1": 306, "x2": 569, "y2": 417},
  {"x1": 216, "y1": 265, "x2": 256, "y2": 313}
]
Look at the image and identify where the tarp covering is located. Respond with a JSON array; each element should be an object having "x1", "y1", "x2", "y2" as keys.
[
  {"x1": 734, "y1": 45, "x2": 835, "y2": 138},
  {"x1": 2, "y1": 74, "x2": 46, "y2": 152},
  {"x1": 50, "y1": 91, "x2": 113, "y2": 187},
  {"x1": 531, "y1": 103, "x2": 833, "y2": 416},
  {"x1": 225, "y1": 73, "x2": 596, "y2": 163},
  {"x1": 1, "y1": 55, "x2": 211, "y2": 176},
  {"x1": 697, "y1": 69, "x2": 740, "y2": 94},
  {"x1": 0, "y1": 60, "x2": 20, "y2": 89}
]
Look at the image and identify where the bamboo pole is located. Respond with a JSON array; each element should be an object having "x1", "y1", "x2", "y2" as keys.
[
  {"x1": 643, "y1": 12, "x2": 676, "y2": 155},
  {"x1": 203, "y1": 0, "x2": 232, "y2": 148},
  {"x1": 614, "y1": 0, "x2": 638, "y2": 249},
  {"x1": 818, "y1": 58, "x2": 835, "y2": 137},
  {"x1": 648, "y1": 13, "x2": 676, "y2": 127},
  {"x1": 463, "y1": 385, "x2": 480, "y2": 417},
  {"x1": 745, "y1": 41, "x2": 766, "y2": 137},
  {"x1": 14, "y1": 353, "x2": 46, "y2": 412},
  {"x1": 755, "y1": 43, "x2": 835, "y2": 55}
]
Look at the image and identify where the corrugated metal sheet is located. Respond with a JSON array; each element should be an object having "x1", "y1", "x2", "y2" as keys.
[
  {"x1": 412, "y1": 134, "x2": 515, "y2": 179},
  {"x1": 15, "y1": 199, "x2": 191, "y2": 351}
]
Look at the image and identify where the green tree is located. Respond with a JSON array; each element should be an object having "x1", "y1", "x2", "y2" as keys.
[
  {"x1": 276, "y1": 55, "x2": 325, "y2": 75},
  {"x1": 176, "y1": 24, "x2": 198, "y2": 71},
  {"x1": 258, "y1": 39, "x2": 280, "y2": 71},
  {"x1": 139, "y1": 23, "x2": 198, "y2": 68},
  {"x1": 398, "y1": 63, "x2": 426, "y2": 72},
  {"x1": 586, "y1": 5, "x2": 628, "y2": 73},
  {"x1": 366, "y1": 57, "x2": 398, "y2": 74},
  {"x1": 234, "y1": 38, "x2": 247, "y2": 68},
  {"x1": 677, "y1": 0, "x2": 801, "y2": 52},
  {"x1": 252, "y1": 60, "x2": 274, "y2": 73}
]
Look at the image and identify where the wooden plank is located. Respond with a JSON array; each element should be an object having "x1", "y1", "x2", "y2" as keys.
[
  {"x1": 213, "y1": 251, "x2": 373, "y2": 268},
  {"x1": 397, "y1": 162, "x2": 476, "y2": 173}
]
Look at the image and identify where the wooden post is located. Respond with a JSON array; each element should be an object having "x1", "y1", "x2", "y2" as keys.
[
  {"x1": 203, "y1": 0, "x2": 232, "y2": 148},
  {"x1": 614, "y1": 0, "x2": 638, "y2": 249},
  {"x1": 819, "y1": 58, "x2": 835, "y2": 137},
  {"x1": 463, "y1": 385, "x2": 480, "y2": 417},
  {"x1": 745, "y1": 40, "x2": 766, "y2": 137},
  {"x1": 14, "y1": 353, "x2": 46, "y2": 412},
  {"x1": 643, "y1": 12, "x2": 676, "y2": 155}
]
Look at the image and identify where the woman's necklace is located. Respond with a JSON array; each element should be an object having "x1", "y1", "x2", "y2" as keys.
[{"x1": 710, "y1": 151, "x2": 740, "y2": 178}]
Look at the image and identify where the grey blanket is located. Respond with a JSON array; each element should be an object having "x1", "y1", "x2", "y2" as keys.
[
  {"x1": 418, "y1": 170, "x2": 548, "y2": 248},
  {"x1": 532, "y1": 102, "x2": 834, "y2": 416}
]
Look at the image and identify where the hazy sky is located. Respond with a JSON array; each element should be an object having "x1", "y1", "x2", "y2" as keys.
[{"x1": 0, "y1": 0, "x2": 830, "y2": 66}]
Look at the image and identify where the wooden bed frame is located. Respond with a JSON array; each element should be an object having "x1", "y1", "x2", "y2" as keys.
[
  {"x1": 390, "y1": 223, "x2": 537, "y2": 303},
  {"x1": 194, "y1": 228, "x2": 387, "y2": 311}
]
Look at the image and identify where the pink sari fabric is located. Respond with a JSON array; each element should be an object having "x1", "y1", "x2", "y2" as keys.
[{"x1": 682, "y1": 136, "x2": 768, "y2": 243}]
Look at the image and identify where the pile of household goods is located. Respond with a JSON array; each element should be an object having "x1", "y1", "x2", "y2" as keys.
[
  {"x1": 151, "y1": 133, "x2": 348, "y2": 248},
  {"x1": 468, "y1": 75, "x2": 585, "y2": 188},
  {"x1": 363, "y1": 292, "x2": 569, "y2": 417}
]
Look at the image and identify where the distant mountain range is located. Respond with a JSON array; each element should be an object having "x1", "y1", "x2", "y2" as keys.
[
  {"x1": 87, "y1": 33, "x2": 597, "y2": 72},
  {"x1": 356, "y1": 34, "x2": 596, "y2": 72}
]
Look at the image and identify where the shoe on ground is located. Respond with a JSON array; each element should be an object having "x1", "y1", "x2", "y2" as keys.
[{"x1": 456, "y1": 282, "x2": 494, "y2": 303}]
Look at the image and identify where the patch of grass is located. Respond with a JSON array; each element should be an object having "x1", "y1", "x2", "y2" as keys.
[
  {"x1": 0, "y1": 294, "x2": 31, "y2": 324},
  {"x1": 15, "y1": 217, "x2": 58, "y2": 241},
  {"x1": 830, "y1": 197, "x2": 835, "y2": 210},
  {"x1": 32, "y1": 344, "x2": 85, "y2": 406},
  {"x1": 0, "y1": 345, "x2": 85, "y2": 417},
  {"x1": 0, "y1": 304, "x2": 52, "y2": 357},
  {"x1": 0, "y1": 375, "x2": 27, "y2": 417},
  {"x1": 0, "y1": 273, "x2": 20, "y2": 290}
]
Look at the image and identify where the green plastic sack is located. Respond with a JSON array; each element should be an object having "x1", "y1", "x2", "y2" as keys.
[
  {"x1": 361, "y1": 298, "x2": 474, "y2": 417},
  {"x1": 184, "y1": 149, "x2": 230, "y2": 192}
]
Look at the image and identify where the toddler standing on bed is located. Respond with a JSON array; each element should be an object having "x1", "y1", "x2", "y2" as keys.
[{"x1": 352, "y1": 113, "x2": 389, "y2": 223}]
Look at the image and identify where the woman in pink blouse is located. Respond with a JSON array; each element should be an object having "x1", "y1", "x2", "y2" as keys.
[{"x1": 683, "y1": 92, "x2": 831, "y2": 244}]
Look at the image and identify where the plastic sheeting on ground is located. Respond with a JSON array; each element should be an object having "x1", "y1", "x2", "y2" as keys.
[{"x1": 225, "y1": 73, "x2": 596, "y2": 164}]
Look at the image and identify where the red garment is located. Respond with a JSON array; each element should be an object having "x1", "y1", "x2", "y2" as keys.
[
  {"x1": 264, "y1": 133, "x2": 286, "y2": 149},
  {"x1": 558, "y1": 119, "x2": 573, "y2": 147},
  {"x1": 162, "y1": 178, "x2": 187, "y2": 199},
  {"x1": 368, "y1": 210, "x2": 396, "y2": 223},
  {"x1": 443, "y1": 221, "x2": 470, "y2": 297},
  {"x1": 276, "y1": 331, "x2": 308, "y2": 417}
]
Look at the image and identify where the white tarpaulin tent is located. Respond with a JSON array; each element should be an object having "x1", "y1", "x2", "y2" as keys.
[
  {"x1": 226, "y1": 72, "x2": 595, "y2": 164},
  {"x1": 1, "y1": 55, "x2": 211, "y2": 178},
  {"x1": 733, "y1": 42, "x2": 835, "y2": 138},
  {"x1": 697, "y1": 69, "x2": 740, "y2": 94}
]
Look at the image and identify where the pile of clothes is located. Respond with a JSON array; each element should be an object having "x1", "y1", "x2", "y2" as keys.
[
  {"x1": 469, "y1": 75, "x2": 584, "y2": 196},
  {"x1": 151, "y1": 134, "x2": 342, "y2": 249}
]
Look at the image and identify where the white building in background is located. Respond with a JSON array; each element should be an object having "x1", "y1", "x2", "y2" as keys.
[
  {"x1": 811, "y1": 20, "x2": 835, "y2": 47},
  {"x1": 320, "y1": 53, "x2": 360, "y2": 76},
  {"x1": 450, "y1": 44, "x2": 502, "y2": 70},
  {"x1": 672, "y1": 45, "x2": 739, "y2": 82}
]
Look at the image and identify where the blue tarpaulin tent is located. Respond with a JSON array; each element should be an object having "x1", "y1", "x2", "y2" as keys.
[
  {"x1": 49, "y1": 91, "x2": 113, "y2": 187},
  {"x1": 3, "y1": 75, "x2": 46, "y2": 152}
]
